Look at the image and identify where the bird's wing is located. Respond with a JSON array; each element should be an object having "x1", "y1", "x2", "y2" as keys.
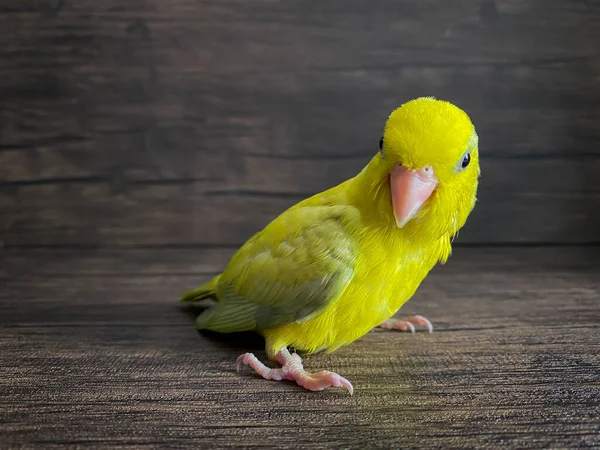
[{"x1": 197, "y1": 205, "x2": 357, "y2": 332}]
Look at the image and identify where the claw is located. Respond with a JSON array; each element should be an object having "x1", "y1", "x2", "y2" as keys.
[
  {"x1": 331, "y1": 373, "x2": 354, "y2": 395},
  {"x1": 235, "y1": 354, "x2": 246, "y2": 372},
  {"x1": 410, "y1": 315, "x2": 433, "y2": 334}
]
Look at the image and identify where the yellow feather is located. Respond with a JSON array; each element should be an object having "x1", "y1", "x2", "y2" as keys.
[{"x1": 184, "y1": 97, "x2": 480, "y2": 361}]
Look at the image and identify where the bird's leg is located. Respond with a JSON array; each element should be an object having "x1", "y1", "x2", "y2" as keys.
[
  {"x1": 378, "y1": 315, "x2": 433, "y2": 334},
  {"x1": 235, "y1": 348, "x2": 353, "y2": 395}
]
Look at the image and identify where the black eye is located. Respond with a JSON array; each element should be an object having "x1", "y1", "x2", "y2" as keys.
[
  {"x1": 378, "y1": 137, "x2": 384, "y2": 152},
  {"x1": 461, "y1": 152, "x2": 471, "y2": 169}
]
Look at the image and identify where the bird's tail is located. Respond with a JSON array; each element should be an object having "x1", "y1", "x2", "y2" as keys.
[{"x1": 179, "y1": 275, "x2": 221, "y2": 303}]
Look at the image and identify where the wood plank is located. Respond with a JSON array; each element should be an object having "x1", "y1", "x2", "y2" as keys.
[
  {"x1": 1, "y1": 162, "x2": 599, "y2": 247},
  {"x1": 0, "y1": 248, "x2": 598, "y2": 448},
  {"x1": 2, "y1": 0, "x2": 599, "y2": 69},
  {"x1": 1, "y1": 64, "x2": 599, "y2": 176},
  {"x1": 2, "y1": 145, "x2": 600, "y2": 194},
  {"x1": 2, "y1": 246, "x2": 598, "y2": 279}
]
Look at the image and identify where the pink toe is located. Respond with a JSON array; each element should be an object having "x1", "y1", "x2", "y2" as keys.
[
  {"x1": 394, "y1": 321, "x2": 416, "y2": 333},
  {"x1": 295, "y1": 370, "x2": 354, "y2": 394},
  {"x1": 379, "y1": 316, "x2": 433, "y2": 333}
]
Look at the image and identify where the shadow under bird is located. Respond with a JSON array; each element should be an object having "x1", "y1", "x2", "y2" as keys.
[{"x1": 181, "y1": 97, "x2": 480, "y2": 394}]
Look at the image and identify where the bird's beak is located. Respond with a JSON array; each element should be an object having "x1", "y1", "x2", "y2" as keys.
[{"x1": 390, "y1": 163, "x2": 438, "y2": 228}]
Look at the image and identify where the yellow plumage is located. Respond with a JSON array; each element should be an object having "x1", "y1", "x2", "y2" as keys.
[{"x1": 182, "y1": 97, "x2": 480, "y2": 391}]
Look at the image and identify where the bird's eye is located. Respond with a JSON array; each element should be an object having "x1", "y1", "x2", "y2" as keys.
[
  {"x1": 378, "y1": 137, "x2": 384, "y2": 156},
  {"x1": 461, "y1": 152, "x2": 471, "y2": 169}
]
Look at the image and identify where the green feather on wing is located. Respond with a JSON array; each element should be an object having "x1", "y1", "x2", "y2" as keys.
[{"x1": 193, "y1": 205, "x2": 357, "y2": 333}]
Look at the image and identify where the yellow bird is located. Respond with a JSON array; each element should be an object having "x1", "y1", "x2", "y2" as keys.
[{"x1": 181, "y1": 97, "x2": 480, "y2": 394}]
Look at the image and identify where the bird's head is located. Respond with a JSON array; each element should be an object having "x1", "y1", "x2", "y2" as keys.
[{"x1": 362, "y1": 97, "x2": 480, "y2": 242}]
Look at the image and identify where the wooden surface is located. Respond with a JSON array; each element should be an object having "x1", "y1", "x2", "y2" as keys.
[
  {"x1": 1, "y1": 247, "x2": 599, "y2": 448},
  {"x1": 1, "y1": 0, "x2": 600, "y2": 247}
]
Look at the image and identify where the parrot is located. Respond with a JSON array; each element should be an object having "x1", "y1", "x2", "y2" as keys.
[{"x1": 181, "y1": 97, "x2": 480, "y2": 394}]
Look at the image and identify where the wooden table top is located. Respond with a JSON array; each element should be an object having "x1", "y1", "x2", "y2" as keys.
[{"x1": 1, "y1": 247, "x2": 598, "y2": 448}]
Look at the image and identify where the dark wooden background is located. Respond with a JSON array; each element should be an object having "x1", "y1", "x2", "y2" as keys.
[{"x1": 1, "y1": 0, "x2": 599, "y2": 448}]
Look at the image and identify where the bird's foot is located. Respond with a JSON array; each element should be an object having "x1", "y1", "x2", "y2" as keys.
[
  {"x1": 235, "y1": 348, "x2": 353, "y2": 395},
  {"x1": 378, "y1": 315, "x2": 433, "y2": 334}
]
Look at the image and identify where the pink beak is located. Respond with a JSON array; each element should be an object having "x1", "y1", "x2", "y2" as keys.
[{"x1": 390, "y1": 163, "x2": 438, "y2": 228}]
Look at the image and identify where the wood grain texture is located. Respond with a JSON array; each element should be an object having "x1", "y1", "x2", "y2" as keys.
[
  {"x1": 1, "y1": 247, "x2": 599, "y2": 448},
  {"x1": 1, "y1": 158, "x2": 599, "y2": 248},
  {"x1": 1, "y1": 0, "x2": 600, "y2": 246}
]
